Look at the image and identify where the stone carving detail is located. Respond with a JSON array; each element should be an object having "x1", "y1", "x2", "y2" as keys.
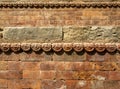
[
  {"x1": 84, "y1": 43, "x2": 94, "y2": 52},
  {"x1": 116, "y1": 43, "x2": 120, "y2": 51},
  {"x1": 73, "y1": 43, "x2": 83, "y2": 52},
  {"x1": 0, "y1": 2, "x2": 119, "y2": 8},
  {"x1": 11, "y1": 43, "x2": 21, "y2": 52},
  {"x1": 95, "y1": 43, "x2": 105, "y2": 52},
  {"x1": 42, "y1": 43, "x2": 51, "y2": 52},
  {"x1": 0, "y1": 43, "x2": 10, "y2": 52},
  {"x1": 21, "y1": 43, "x2": 31, "y2": 51},
  {"x1": 52, "y1": 43, "x2": 62, "y2": 52},
  {"x1": 105, "y1": 43, "x2": 116, "y2": 52},
  {"x1": 63, "y1": 27, "x2": 120, "y2": 43},
  {"x1": 63, "y1": 43, "x2": 73, "y2": 52},
  {"x1": 31, "y1": 43, "x2": 42, "y2": 52},
  {"x1": 0, "y1": 43, "x2": 120, "y2": 52}
]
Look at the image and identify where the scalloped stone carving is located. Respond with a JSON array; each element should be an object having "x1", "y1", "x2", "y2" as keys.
[
  {"x1": 11, "y1": 43, "x2": 21, "y2": 52},
  {"x1": 0, "y1": 43, "x2": 10, "y2": 52},
  {"x1": 31, "y1": 43, "x2": 42, "y2": 52},
  {"x1": 42, "y1": 43, "x2": 51, "y2": 52},
  {"x1": 73, "y1": 43, "x2": 83, "y2": 52},
  {"x1": 95, "y1": 43, "x2": 105, "y2": 52},
  {"x1": 21, "y1": 43, "x2": 31, "y2": 51},
  {"x1": 52, "y1": 43, "x2": 63, "y2": 52},
  {"x1": 84, "y1": 43, "x2": 94, "y2": 52},
  {"x1": 63, "y1": 43, "x2": 73, "y2": 52},
  {"x1": 105, "y1": 43, "x2": 116, "y2": 52}
]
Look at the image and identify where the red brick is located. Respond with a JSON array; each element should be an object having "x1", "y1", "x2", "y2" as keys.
[
  {"x1": 23, "y1": 70, "x2": 40, "y2": 79},
  {"x1": 0, "y1": 71, "x2": 8, "y2": 79},
  {"x1": 109, "y1": 71, "x2": 120, "y2": 80},
  {"x1": 84, "y1": 62, "x2": 96, "y2": 71},
  {"x1": 55, "y1": 62, "x2": 65, "y2": 71},
  {"x1": 41, "y1": 80, "x2": 65, "y2": 89},
  {"x1": 8, "y1": 70, "x2": 22, "y2": 79},
  {"x1": 66, "y1": 80, "x2": 90, "y2": 89},
  {"x1": 8, "y1": 79, "x2": 41, "y2": 89},
  {"x1": 8, "y1": 61, "x2": 21, "y2": 70},
  {"x1": 40, "y1": 62, "x2": 56, "y2": 70},
  {"x1": 0, "y1": 79, "x2": 8, "y2": 88},
  {"x1": 95, "y1": 62, "x2": 119, "y2": 71},
  {"x1": 0, "y1": 61, "x2": 8, "y2": 70},
  {"x1": 65, "y1": 62, "x2": 84, "y2": 71},
  {"x1": 21, "y1": 62, "x2": 40, "y2": 70},
  {"x1": 40, "y1": 71, "x2": 56, "y2": 79},
  {"x1": 56, "y1": 71, "x2": 78, "y2": 80}
]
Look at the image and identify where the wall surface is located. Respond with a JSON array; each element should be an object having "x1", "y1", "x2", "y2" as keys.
[{"x1": 0, "y1": 1, "x2": 119, "y2": 89}]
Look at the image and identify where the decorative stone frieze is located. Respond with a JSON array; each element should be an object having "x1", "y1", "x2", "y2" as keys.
[
  {"x1": 0, "y1": 2, "x2": 119, "y2": 8},
  {"x1": 0, "y1": 43, "x2": 120, "y2": 52}
]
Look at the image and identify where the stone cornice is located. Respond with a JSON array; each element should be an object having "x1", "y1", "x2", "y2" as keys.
[
  {"x1": 0, "y1": 43, "x2": 120, "y2": 53},
  {"x1": 0, "y1": 2, "x2": 119, "y2": 8}
]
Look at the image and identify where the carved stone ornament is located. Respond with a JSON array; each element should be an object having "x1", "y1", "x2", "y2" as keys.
[
  {"x1": 73, "y1": 43, "x2": 83, "y2": 52},
  {"x1": 0, "y1": 43, "x2": 119, "y2": 52},
  {"x1": 52, "y1": 43, "x2": 62, "y2": 52},
  {"x1": 95, "y1": 43, "x2": 105, "y2": 52},
  {"x1": 42, "y1": 43, "x2": 51, "y2": 52},
  {"x1": 11, "y1": 43, "x2": 21, "y2": 52},
  {"x1": 31, "y1": 43, "x2": 42, "y2": 52},
  {"x1": 105, "y1": 43, "x2": 116, "y2": 52},
  {"x1": 0, "y1": 2, "x2": 119, "y2": 8},
  {"x1": 84, "y1": 43, "x2": 94, "y2": 52},
  {"x1": 21, "y1": 43, "x2": 31, "y2": 51},
  {"x1": 63, "y1": 43, "x2": 73, "y2": 52},
  {"x1": 116, "y1": 43, "x2": 120, "y2": 51},
  {"x1": 0, "y1": 43, "x2": 10, "y2": 52}
]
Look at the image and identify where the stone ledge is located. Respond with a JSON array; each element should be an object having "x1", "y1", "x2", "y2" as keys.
[
  {"x1": 0, "y1": 2, "x2": 119, "y2": 8},
  {"x1": 0, "y1": 43, "x2": 120, "y2": 53}
]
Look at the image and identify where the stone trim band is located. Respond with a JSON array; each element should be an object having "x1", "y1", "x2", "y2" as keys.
[
  {"x1": 0, "y1": 2, "x2": 119, "y2": 8},
  {"x1": 0, "y1": 43, "x2": 120, "y2": 53}
]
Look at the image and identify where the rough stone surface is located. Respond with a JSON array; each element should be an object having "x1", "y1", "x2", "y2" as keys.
[
  {"x1": 3, "y1": 27, "x2": 62, "y2": 42},
  {"x1": 63, "y1": 26, "x2": 120, "y2": 42}
]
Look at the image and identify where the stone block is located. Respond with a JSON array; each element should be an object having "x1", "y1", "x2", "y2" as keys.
[{"x1": 3, "y1": 27, "x2": 62, "y2": 42}]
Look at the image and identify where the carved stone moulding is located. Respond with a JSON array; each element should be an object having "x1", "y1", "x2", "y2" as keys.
[
  {"x1": 0, "y1": 43, "x2": 120, "y2": 53},
  {"x1": 0, "y1": 2, "x2": 119, "y2": 8}
]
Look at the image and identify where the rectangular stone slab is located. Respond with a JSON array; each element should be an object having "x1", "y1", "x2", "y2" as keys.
[{"x1": 3, "y1": 27, "x2": 62, "y2": 42}]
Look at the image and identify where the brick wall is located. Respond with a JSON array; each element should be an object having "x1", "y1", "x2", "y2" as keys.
[{"x1": 0, "y1": 1, "x2": 119, "y2": 89}]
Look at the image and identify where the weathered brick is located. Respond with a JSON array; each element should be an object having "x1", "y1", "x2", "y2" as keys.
[
  {"x1": 23, "y1": 70, "x2": 40, "y2": 79},
  {"x1": 109, "y1": 71, "x2": 120, "y2": 80},
  {"x1": 40, "y1": 71, "x2": 56, "y2": 79},
  {"x1": 8, "y1": 70, "x2": 22, "y2": 79},
  {"x1": 40, "y1": 62, "x2": 56, "y2": 70},
  {"x1": 8, "y1": 79, "x2": 41, "y2": 89},
  {"x1": 65, "y1": 62, "x2": 84, "y2": 71},
  {"x1": 21, "y1": 62, "x2": 40, "y2": 70},
  {"x1": 95, "y1": 62, "x2": 120, "y2": 71},
  {"x1": 66, "y1": 80, "x2": 90, "y2": 89},
  {"x1": 41, "y1": 80, "x2": 65, "y2": 89},
  {"x1": 8, "y1": 61, "x2": 21, "y2": 70},
  {"x1": 0, "y1": 61, "x2": 8, "y2": 70},
  {"x1": 0, "y1": 79, "x2": 8, "y2": 88}
]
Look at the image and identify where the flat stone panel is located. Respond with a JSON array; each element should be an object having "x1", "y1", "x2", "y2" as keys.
[
  {"x1": 63, "y1": 26, "x2": 120, "y2": 42},
  {"x1": 3, "y1": 27, "x2": 62, "y2": 42}
]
